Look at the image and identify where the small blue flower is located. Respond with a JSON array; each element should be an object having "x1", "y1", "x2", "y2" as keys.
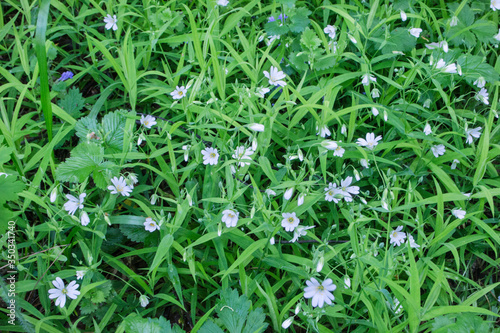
[
  {"x1": 278, "y1": 14, "x2": 287, "y2": 21},
  {"x1": 268, "y1": 16, "x2": 275, "y2": 22},
  {"x1": 58, "y1": 71, "x2": 74, "y2": 82}
]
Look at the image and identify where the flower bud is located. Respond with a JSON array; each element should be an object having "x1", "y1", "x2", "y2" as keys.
[
  {"x1": 316, "y1": 256, "x2": 324, "y2": 272},
  {"x1": 50, "y1": 187, "x2": 58, "y2": 203},
  {"x1": 321, "y1": 140, "x2": 338, "y2": 150},
  {"x1": 284, "y1": 187, "x2": 294, "y2": 200},
  {"x1": 248, "y1": 123, "x2": 265, "y2": 132},
  {"x1": 139, "y1": 295, "x2": 149, "y2": 308},
  {"x1": 297, "y1": 193, "x2": 305, "y2": 206},
  {"x1": 80, "y1": 211, "x2": 90, "y2": 226},
  {"x1": 282, "y1": 317, "x2": 293, "y2": 329}
]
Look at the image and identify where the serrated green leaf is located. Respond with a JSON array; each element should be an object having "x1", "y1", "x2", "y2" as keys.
[
  {"x1": 0, "y1": 146, "x2": 13, "y2": 165},
  {"x1": 123, "y1": 314, "x2": 182, "y2": 333},
  {"x1": 75, "y1": 116, "x2": 99, "y2": 140},
  {"x1": 264, "y1": 21, "x2": 289, "y2": 37},
  {"x1": 58, "y1": 87, "x2": 85, "y2": 118},
  {"x1": 102, "y1": 110, "x2": 128, "y2": 153},
  {"x1": 300, "y1": 27, "x2": 321, "y2": 50},
  {"x1": 314, "y1": 53, "x2": 338, "y2": 71},
  {"x1": 55, "y1": 142, "x2": 104, "y2": 183},
  {"x1": 289, "y1": 52, "x2": 309, "y2": 71},
  {"x1": 276, "y1": 0, "x2": 296, "y2": 6},
  {"x1": 0, "y1": 176, "x2": 24, "y2": 204},
  {"x1": 120, "y1": 224, "x2": 149, "y2": 243},
  {"x1": 289, "y1": 7, "x2": 311, "y2": 33},
  {"x1": 471, "y1": 20, "x2": 497, "y2": 43},
  {"x1": 381, "y1": 28, "x2": 417, "y2": 54}
]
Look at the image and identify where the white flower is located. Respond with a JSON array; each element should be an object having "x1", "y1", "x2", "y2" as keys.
[
  {"x1": 50, "y1": 187, "x2": 58, "y2": 203},
  {"x1": 63, "y1": 193, "x2": 86, "y2": 216},
  {"x1": 217, "y1": 0, "x2": 229, "y2": 6},
  {"x1": 316, "y1": 125, "x2": 331, "y2": 138},
  {"x1": 407, "y1": 235, "x2": 420, "y2": 251},
  {"x1": 339, "y1": 177, "x2": 360, "y2": 202},
  {"x1": 201, "y1": 147, "x2": 219, "y2": 165},
  {"x1": 341, "y1": 124, "x2": 347, "y2": 136},
  {"x1": 263, "y1": 66, "x2": 287, "y2": 87},
  {"x1": 425, "y1": 41, "x2": 448, "y2": 53},
  {"x1": 281, "y1": 212, "x2": 300, "y2": 232},
  {"x1": 265, "y1": 189, "x2": 276, "y2": 197},
  {"x1": 473, "y1": 77, "x2": 486, "y2": 88},
  {"x1": 356, "y1": 133, "x2": 382, "y2": 150},
  {"x1": 361, "y1": 73, "x2": 377, "y2": 86},
  {"x1": 475, "y1": 88, "x2": 489, "y2": 105},
  {"x1": 297, "y1": 193, "x2": 305, "y2": 206},
  {"x1": 333, "y1": 144, "x2": 345, "y2": 157},
  {"x1": 248, "y1": 123, "x2": 265, "y2": 132},
  {"x1": 267, "y1": 35, "x2": 280, "y2": 46},
  {"x1": 232, "y1": 146, "x2": 254, "y2": 167},
  {"x1": 344, "y1": 276, "x2": 351, "y2": 289},
  {"x1": 108, "y1": 176, "x2": 133, "y2": 196},
  {"x1": 494, "y1": 29, "x2": 500, "y2": 41},
  {"x1": 321, "y1": 140, "x2": 337, "y2": 151},
  {"x1": 371, "y1": 88, "x2": 380, "y2": 98},
  {"x1": 48, "y1": 277, "x2": 80, "y2": 308},
  {"x1": 372, "y1": 107, "x2": 379, "y2": 116},
  {"x1": 450, "y1": 16, "x2": 458, "y2": 26},
  {"x1": 423, "y1": 99, "x2": 432, "y2": 108},
  {"x1": 80, "y1": 211, "x2": 90, "y2": 226},
  {"x1": 256, "y1": 87, "x2": 270, "y2": 98},
  {"x1": 392, "y1": 297, "x2": 403, "y2": 314},
  {"x1": 389, "y1": 226, "x2": 407, "y2": 247},
  {"x1": 324, "y1": 25, "x2": 337, "y2": 39},
  {"x1": 466, "y1": 127, "x2": 482, "y2": 144},
  {"x1": 139, "y1": 295, "x2": 149, "y2": 307},
  {"x1": 76, "y1": 271, "x2": 85, "y2": 280},
  {"x1": 423, "y1": 123, "x2": 432, "y2": 135},
  {"x1": 298, "y1": 149, "x2": 304, "y2": 161},
  {"x1": 451, "y1": 159, "x2": 460, "y2": 170},
  {"x1": 400, "y1": 10, "x2": 407, "y2": 21},
  {"x1": 222, "y1": 209, "x2": 239, "y2": 227},
  {"x1": 137, "y1": 133, "x2": 145, "y2": 146},
  {"x1": 270, "y1": 236, "x2": 275, "y2": 245},
  {"x1": 171, "y1": 86, "x2": 187, "y2": 99},
  {"x1": 452, "y1": 208, "x2": 466, "y2": 219},
  {"x1": 353, "y1": 169, "x2": 361, "y2": 181},
  {"x1": 316, "y1": 256, "x2": 324, "y2": 272},
  {"x1": 492, "y1": 0, "x2": 500, "y2": 11},
  {"x1": 284, "y1": 187, "x2": 294, "y2": 200},
  {"x1": 430, "y1": 144, "x2": 446, "y2": 158},
  {"x1": 409, "y1": 28, "x2": 422, "y2": 38},
  {"x1": 291, "y1": 225, "x2": 314, "y2": 243},
  {"x1": 360, "y1": 159, "x2": 370, "y2": 168},
  {"x1": 435, "y1": 59, "x2": 457, "y2": 73},
  {"x1": 348, "y1": 34, "x2": 357, "y2": 44},
  {"x1": 104, "y1": 14, "x2": 118, "y2": 31},
  {"x1": 144, "y1": 217, "x2": 160, "y2": 232},
  {"x1": 282, "y1": 317, "x2": 293, "y2": 329},
  {"x1": 304, "y1": 278, "x2": 336, "y2": 308},
  {"x1": 182, "y1": 145, "x2": 190, "y2": 162},
  {"x1": 324, "y1": 183, "x2": 342, "y2": 203},
  {"x1": 140, "y1": 115, "x2": 156, "y2": 129}
]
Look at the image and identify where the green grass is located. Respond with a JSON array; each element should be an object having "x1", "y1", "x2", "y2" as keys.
[{"x1": 1, "y1": 0, "x2": 500, "y2": 332}]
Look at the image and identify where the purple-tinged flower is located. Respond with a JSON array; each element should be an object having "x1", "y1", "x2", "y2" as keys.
[
  {"x1": 58, "y1": 71, "x2": 74, "y2": 82},
  {"x1": 277, "y1": 14, "x2": 288, "y2": 22},
  {"x1": 268, "y1": 16, "x2": 276, "y2": 22}
]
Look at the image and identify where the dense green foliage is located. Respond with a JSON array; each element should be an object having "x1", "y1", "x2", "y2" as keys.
[{"x1": 1, "y1": 0, "x2": 500, "y2": 332}]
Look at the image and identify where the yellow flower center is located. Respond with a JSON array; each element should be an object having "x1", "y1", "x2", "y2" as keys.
[
  {"x1": 317, "y1": 286, "x2": 324, "y2": 291},
  {"x1": 228, "y1": 214, "x2": 234, "y2": 218},
  {"x1": 288, "y1": 217, "x2": 295, "y2": 223},
  {"x1": 149, "y1": 223, "x2": 155, "y2": 227},
  {"x1": 145, "y1": 121, "x2": 149, "y2": 126},
  {"x1": 116, "y1": 186, "x2": 123, "y2": 192},
  {"x1": 392, "y1": 231, "x2": 398, "y2": 237},
  {"x1": 62, "y1": 288, "x2": 67, "y2": 294},
  {"x1": 178, "y1": 91, "x2": 183, "y2": 96},
  {"x1": 210, "y1": 153, "x2": 216, "y2": 158},
  {"x1": 328, "y1": 191, "x2": 334, "y2": 196}
]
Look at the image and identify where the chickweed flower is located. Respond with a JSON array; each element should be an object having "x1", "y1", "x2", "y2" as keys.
[
  {"x1": 248, "y1": 123, "x2": 265, "y2": 132},
  {"x1": 435, "y1": 59, "x2": 457, "y2": 73},
  {"x1": 103, "y1": 14, "x2": 118, "y2": 31},
  {"x1": 256, "y1": 87, "x2": 270, "y2": 98},
  {"x1": 171, "y1": 86, "x2": 188, "y2": 99},
  {"x1": 492, "y1": 0, "x2": 500, "y2": 11},
  {"x1": 284, "y1": 187, "x2": 294, "y2": 200},
  {"x1": 407, "y1": 235, "x2": 420, "y2": 251},
  {"x1": 144, "y1": 217, "x2": 160, "y2": 232},
  {"x1": 265, "y1": 189, "x2": 276, "y2": 197},
  {"x1": 371, "y1": 88, "x2": 380, "y2": 98},
  {"x1": 232, "y1": 146, "x2": 254, "y2": 167},
  {"x1": 473, "y1": 77, "x2": 486, "y2": 88},
  {"x1": 452, "y1": 208, "x2": 466, "y2": 219},
  {"x1": 304, "y1": 278, "x2": 336, "y2": 308},
  {"x1": 423, "y1": 123, "x2": 432, "y2": 135},
  {"x1": 297, "y1": 193, "x2": 305, "y2": 206},
  {"x1": 389, "y1": 226, "x2": 407, "y2": 247},
  {"x1": 450, "y1": 16, "x2": 458, "y2": 26},
  {"x1": 321, "y1": 140, "x2": 337, "y2": 150},
  {"x1": 344, "y1": 276, "x2": 351, "y2": 289},
  {"x1": 291, "y1": 225, "x2": 314, "y2": 243},
  {"x1": 409, "y1": 28, "x2": 422, "y2": 38},
  {"x1": 361, "y1": 73, "x2": 377, "y2": 86},
  {"x1": 431, "y1": 144, "x2": 446, "y2": 158},
  {"x1": 356, "y1": 133, "x2": 382, "y2": 150},
  {"x1": 64, "y1": 193, "x2": 86, "y2": 216},
  {"x1": 281, "y1": 212, "x2": 300, "y2": 232},
  {"x1": 222, "y1": 209, "x2": 239, "y2": 227},
  {"x1": 48, "y1": 277, "x2": 80, "y2": 308},
  {"x1": 50, "y1": 187, "x2": 58, "y2": 203},
  {"x1": 80, "y1": 211, "x2": 90, "y2": 226},
  {"x1": 217, "y1": 0, "x2": 229, "y2": 6},
  {"x1": 316, "y1": 124, "x2": 331, "y2": 137},
  {"x1": 475, "y1": 88, "x2": 489, "y2": 105},
  {"x1": 339, "y1": 177, "x2": 360, "y2": 202},
  {"x1": 400, "y1": 10, "x2": 407, "y2": 21},
  {"x1": 263, "y1": 66, "x2": 287, "y2": 87},
  {"x1": 76, "y1": 271, "x2": 85, "y2": 280},
  {"x1": 139, "y1": 295, "x2": 150, "y2": 307},
  {"x1": 201, "y1": 147, "x2": 219, "y2": 165},
  {"x1": 466, "y1": 127, "x2": 482, "y2": 144},
  {"x1": 451, "y1": 159, "x2": 460, "y2": 170},
  {"x1": 360, "y1": 159, "x2": 370, "y2": 168},
  {"x1": 140, "y1": 115, "x2": 156, "y2": 129},
  {"x1": 323, "y1": 25, "x2": 337, "y2": 39},
  {"x1": 282, "y1": 317, "x2": 293, "y2": 329},
  {"x1": 494, "y1": 29, "x2": 500, "y2": 41},
  {"x1": 324, "y1": 183, "x2": 341, "y2": 203},
  {"x1": 108, "y1": 176, "x2": 133, "y2": 196},
  {"x1": 372, "y1": 107, "x2": 379, "y2": 116}
]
